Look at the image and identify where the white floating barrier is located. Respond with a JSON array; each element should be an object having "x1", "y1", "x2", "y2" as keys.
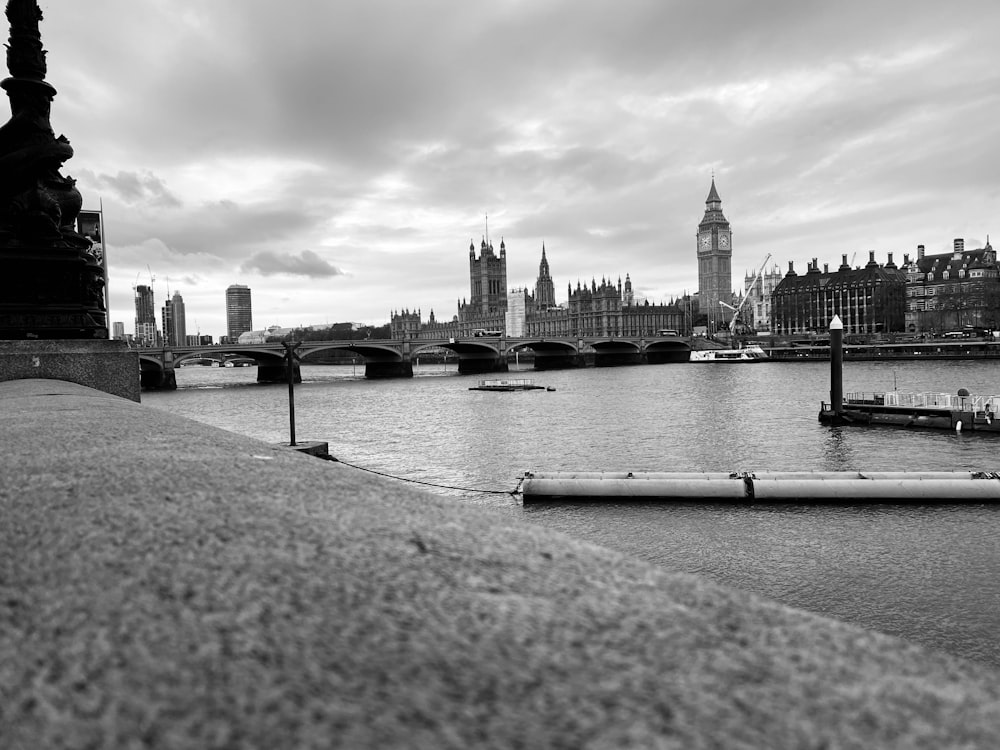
[{"x1": 520, "y1": 471, "x2": 1000, "y2": 503}]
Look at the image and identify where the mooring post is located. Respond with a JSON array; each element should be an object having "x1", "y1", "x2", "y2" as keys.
[
  {"x1": 283, "y1": 341, "x2": 301, "y2": 446},
  {"x1": 830, "y1": 315, "x2": 843, "y2": 415}
]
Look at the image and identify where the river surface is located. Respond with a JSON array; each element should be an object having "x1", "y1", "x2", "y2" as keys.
[{"x1": 145, "y1": 359, "x2": 1000, "y2": 668}]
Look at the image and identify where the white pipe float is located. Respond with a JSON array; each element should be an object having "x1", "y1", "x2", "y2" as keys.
[{"x1": 520, "y1": 471, "x2": 1000, "y2": 503}]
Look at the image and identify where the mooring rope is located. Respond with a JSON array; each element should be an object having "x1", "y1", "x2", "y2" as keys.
[{"x1": 329, "y1": 456, "x2": 524, "y2": 497}]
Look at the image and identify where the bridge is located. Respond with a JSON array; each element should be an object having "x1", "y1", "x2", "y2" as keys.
[{"x1": 137, "y1": 335, "x2": 692, "y2": 389}]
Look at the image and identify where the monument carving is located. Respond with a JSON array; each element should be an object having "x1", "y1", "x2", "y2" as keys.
[{"x1": 0, "y1": 0, "x2": 106, "y2": 338}]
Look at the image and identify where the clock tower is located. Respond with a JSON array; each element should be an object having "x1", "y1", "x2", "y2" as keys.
[{"x1": 696, "y1": 178, "x2": 733, "y2": 333}]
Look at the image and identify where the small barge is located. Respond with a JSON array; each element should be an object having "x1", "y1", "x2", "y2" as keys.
[
  {"x1": 819, "y1": 390, "x2": 1000, "y2": 432},
  {"x1": 469, "y1": 378, "x2": 551, "y2": 392}
]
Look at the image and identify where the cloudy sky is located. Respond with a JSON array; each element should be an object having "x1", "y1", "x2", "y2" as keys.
[{"x1": 33, "y1": 0, "x2": 1000, "y2": 340}]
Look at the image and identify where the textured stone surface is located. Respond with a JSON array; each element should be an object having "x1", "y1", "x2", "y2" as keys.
[
  {"x1": 2, "y1": 379, "x2": 1000, "y2": 748},
  {"x1": 0, "y1": 339, "x2": 138, "y2": 400}
]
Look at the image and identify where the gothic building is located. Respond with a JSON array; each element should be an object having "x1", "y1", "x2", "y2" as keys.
[
  {"x1": 520, "y1": 273, "x2": 683, "y2": 338},
  {"x1": 901, "y1": 238, "x2": 999, "y2": 333},
  {"x1": 456, "y1": 236, "x2": 508, "y2": 335},
  {"x1": 534, "y1": 244, "x2": 556, "y2": 310},
  {"x1": 771, "y1": 252, "x2": 907, "y2": 336},
  {"x1": 696, "y1": 178, "x2": 733, "y2": 332}
]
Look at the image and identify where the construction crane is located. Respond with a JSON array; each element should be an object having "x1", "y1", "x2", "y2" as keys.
[{"x1": 719, "y1": 253, "x2": 772, "y2": 339}]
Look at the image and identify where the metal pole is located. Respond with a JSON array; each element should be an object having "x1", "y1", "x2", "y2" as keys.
[
  {"x1": 830, "y1": 315, "x2": 843, "y2": 414},
  {"x1": 284, "y1": 342, "x2": 300, "y2": 446}
]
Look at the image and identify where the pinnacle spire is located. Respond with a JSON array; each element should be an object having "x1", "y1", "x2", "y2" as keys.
[{"x1": 706, "y1": 177, "x2": 721, "y2": 205}]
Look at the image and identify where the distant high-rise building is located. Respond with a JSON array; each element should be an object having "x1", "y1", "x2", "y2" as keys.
[
  {"x1": 226, "y1": 284, "x2": 253, "y2": 341},
  {"x1": 112, "y1": 321, "x2": 125, "y2": 340},
  {"x1": 134, "y1": 284, "x2": 157, "y2": 346},
  {"x1": 696, "y1": 178, "x2": 733, "y2": 333},
  {"x1": 167, "y1": 291, "x2": 187, "y2": 347}
]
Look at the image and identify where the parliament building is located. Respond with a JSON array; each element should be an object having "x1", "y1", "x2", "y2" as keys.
[{"x1": 390, "y1": 235, "x2": 686, "y2": 340}]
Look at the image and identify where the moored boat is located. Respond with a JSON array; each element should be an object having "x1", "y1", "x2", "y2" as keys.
[
  {"x1": 819, "y1": 390, "x2": 1000, "y2": 432},
  {"x1": 689, "y1": 345, "x2": 768, "y2": 363}
]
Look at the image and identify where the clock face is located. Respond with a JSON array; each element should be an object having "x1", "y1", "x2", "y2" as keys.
[
  {"x1": 719, "y1": 234, "x2": 729, "y2": 248},
  {"x1": 700, "y1": 235, "x2": 711, "y2": 248}
]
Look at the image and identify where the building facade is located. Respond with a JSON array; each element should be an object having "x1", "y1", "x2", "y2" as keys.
[
  {"x1": 696, "y1": 178, "x2": 733, "y2": 333},
  {"x1": 901, "y1": 238, "x2": 999, "y2": 334},
  {"x1": 771, "y1": 252, "x2": 907, "y2": 336},
  {"x1": 506, "y1": 288, "x2": 528, "y2": 337},
  {"x1": 226, "y1": 284, "x2": 253, "y2": 342},
  {"x1": 744, "y1": 263, "x2": 783, "y2": 333}
]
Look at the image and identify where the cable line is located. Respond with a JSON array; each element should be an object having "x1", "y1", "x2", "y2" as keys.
[{"x1": 329, "y1": 456, "x2": 523, "y2": 497}]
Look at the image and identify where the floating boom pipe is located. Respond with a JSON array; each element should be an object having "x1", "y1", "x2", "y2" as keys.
[{"x1": 520, "y1": 471, "x2": 1000, "y2": 503}]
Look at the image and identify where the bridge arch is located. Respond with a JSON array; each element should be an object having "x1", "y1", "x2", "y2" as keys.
[{"x1": 503, "y1": 338, "x2": 585, "y2": 370}]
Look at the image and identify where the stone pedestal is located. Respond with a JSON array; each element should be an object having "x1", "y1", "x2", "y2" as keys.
[
  {"x1": 0, "y1": 339, "x2": 139, "y2": 401},
  {"x1": 0, "y1": 246, "x2": 107, "y2": 339}
]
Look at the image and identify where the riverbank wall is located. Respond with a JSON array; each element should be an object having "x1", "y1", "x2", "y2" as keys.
[{"x1": 3, "y1": 378, "x2": 1000, "y2": 747}]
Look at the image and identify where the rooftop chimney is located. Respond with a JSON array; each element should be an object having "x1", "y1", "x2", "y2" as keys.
[
  {"x1": 840, "y1": 254, "x2": 850, "y2": 271},
  {"x1": 918, "y1": 244, "x2": 925, "y2": 259},
  {"x1": 954, "y1": 238, "x2": 964, "y2": 257}
]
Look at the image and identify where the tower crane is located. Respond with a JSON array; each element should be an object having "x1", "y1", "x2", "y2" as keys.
[{"x1": 719, "y1": 253, "x2": 772, "y2": 339}]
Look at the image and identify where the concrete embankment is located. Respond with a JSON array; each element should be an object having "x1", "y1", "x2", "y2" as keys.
[{"x1": 2, "y1": 378, "x2": 1000, "y2": 748}]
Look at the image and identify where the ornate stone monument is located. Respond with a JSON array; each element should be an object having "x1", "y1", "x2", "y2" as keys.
[{"x1": 0, "y1": 0, "x2": 138, "y2": 399}]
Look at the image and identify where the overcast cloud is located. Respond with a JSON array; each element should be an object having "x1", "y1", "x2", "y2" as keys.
[{"x1": 31, "y1": 0, "x2": 1000, "y2": 339}]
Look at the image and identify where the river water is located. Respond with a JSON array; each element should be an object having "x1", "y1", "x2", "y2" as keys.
[{"x1": 145, "y1": 359, "x2": 1000, "y2": 668}]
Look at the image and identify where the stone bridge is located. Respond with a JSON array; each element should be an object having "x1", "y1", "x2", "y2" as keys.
[{"x1": 137, "y1": 336, "x2": 692, "y2": 389}]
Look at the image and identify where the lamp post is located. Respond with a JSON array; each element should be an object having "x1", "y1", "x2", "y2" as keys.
[{"x1": 283, "y1": 341, "x2": 301, "y2": 446}]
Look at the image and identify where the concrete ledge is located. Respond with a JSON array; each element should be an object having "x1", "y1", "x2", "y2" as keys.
[
  {"x1": 0, "y1": 339, "x2": 139, "y2": 401},
  {"x1": 2, "y1": 379, "x2": 1000, "y2": 748}
]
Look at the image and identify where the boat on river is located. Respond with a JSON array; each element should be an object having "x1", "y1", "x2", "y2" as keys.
[
  {"x1": 469, "y1": 378, "x2": 550, "y2": 392},
  {"x1": 819, "y1": 390, "x2": 1000, "y2": 432},
  {"x1": 689, "y1": 345, "x2": 768, "y2": 363}
]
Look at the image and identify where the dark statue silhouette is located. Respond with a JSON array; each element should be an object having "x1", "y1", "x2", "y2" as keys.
[{"x1": 0, "y1": 0, "x2": 106, "y2": 338}]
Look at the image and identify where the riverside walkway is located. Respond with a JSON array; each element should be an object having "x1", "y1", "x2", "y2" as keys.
[{"x1": 3, "y1": 378, "x2": 1000, "y2": 748}]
